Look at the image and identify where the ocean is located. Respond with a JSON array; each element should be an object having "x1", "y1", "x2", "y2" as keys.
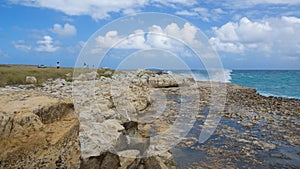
[{"x1": 170, "y1": 70, "x2": 300, "y2": 99}]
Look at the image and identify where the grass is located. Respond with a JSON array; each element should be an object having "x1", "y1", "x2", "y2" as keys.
[
  {"x1": 98, "y1": 68, "x2": 115, "y2": 78},
  {"x1": 0, "y1": 64, "x2": 115, "y2": 87}
]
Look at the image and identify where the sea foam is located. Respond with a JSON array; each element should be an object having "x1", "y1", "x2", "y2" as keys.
[{"x1": 170, "y1": 69, "x2": 232, "y2": 83}]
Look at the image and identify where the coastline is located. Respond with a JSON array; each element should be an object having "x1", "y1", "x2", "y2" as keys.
[
  {"x1": 0, "y1": 68, "x2": 299, "y2": 168},
  {"x1": 1, "y1": 64, "x2": 299, "y2": 99},
  {"x1": 172, "y1": 69, "x2": 300, "y2": 100}
]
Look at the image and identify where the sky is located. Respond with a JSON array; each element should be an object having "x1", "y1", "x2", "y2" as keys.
[{"x1": 0, "y1": 0, "x2": 300, "y2": 69}]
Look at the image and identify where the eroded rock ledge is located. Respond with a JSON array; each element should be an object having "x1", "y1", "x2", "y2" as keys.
[
  {"x1": 0, "y1": 90, "x2": 80, "y2": 168},
  {"x1": 0, "y1": 70, "x2": 183, "y2": 169}
]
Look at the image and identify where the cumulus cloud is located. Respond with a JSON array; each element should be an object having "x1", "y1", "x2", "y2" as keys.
[
  {"x1": 209, "y1": 37, "x2": 245, "y2": 53},
  {"x1": 51, "y1": 23, "x2": 77, "y2": 38},
  {"x1": 95, "y1": 22, "x2": 199, "y2": 52},
  {"x1": 35, "y1": 35, "x2": 59, "y2": 52},
  {"x1": 12, "y1": 40, "x2": 32, "y2": 51},
  {"x1": 96, "y1": 31, "x2": 125, "y2": 49},
  {"x1": 213, "y1": 17, "x2": 272, "y2": 43},
  {"x1": 119, "y1": 30, "x2": 150, "y2": 49},
  {"x1": 210, "y1": 16, "x2": 300, "y2": 59}
]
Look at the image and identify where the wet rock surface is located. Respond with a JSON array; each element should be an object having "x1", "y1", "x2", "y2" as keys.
[
  {"x1": 170, "y1": 83, "x2": 300, "y2": 168},
  {"x1": 1, "y1": 69, "x2": 299, "y2": 168}
]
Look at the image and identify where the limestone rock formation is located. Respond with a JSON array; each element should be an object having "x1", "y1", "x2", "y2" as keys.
[
  {"x1": 0, "y1": 90, "x2": 80, "y2": 169},
  {"x1": 1, "y1": 69, "x2": 300, "y2": 168},
  {"x1": 71, "y1": 70, "x2": 178, "y2": 168}
]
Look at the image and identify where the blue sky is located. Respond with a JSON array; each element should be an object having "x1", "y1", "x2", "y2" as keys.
[{"x1": 0, "y1": 0, "x2": 300, "y2": 69}]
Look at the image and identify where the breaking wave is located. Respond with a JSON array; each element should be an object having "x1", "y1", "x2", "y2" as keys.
[{"x1": 169, "y1": 69, "x2": 232, "y2": 83}]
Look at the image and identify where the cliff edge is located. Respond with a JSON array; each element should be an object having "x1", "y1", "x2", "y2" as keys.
[{"x1": 0, "y1": 91, "x2": 80, "y2": 168}]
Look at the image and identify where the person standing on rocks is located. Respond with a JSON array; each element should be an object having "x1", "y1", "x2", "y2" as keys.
[
  {"x1": 56, "y1": 62, "x2": 60, "y2": 69},
  {"x1": 83, "y1": 62, "x2": 88, "y2": 68}
]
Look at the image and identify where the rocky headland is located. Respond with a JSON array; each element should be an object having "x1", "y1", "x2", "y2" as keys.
[{"x1": 0, "y1": 69, "x2": 299, "y2": 168}]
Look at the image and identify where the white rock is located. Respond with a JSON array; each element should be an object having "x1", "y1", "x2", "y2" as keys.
[
  {"x1": 25, "y1": 76, "x2": 37, "y2": 84},
  {"x1": 117, "y1": 149, "x2": 140, "y2": 158},
  {"x1": 80, "y1": 119, "x2": 124, "y2": 158}
]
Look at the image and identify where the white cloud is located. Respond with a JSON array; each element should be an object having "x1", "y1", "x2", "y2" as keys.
[
  {"x1": 96, "y1": 31, "x2": 126, "y2": 49},
  {"x1": 118, "y1": 30, "x2": 150, "y2": 49},
  {"x1": 51, "y1": 23, "x2": 77, "y2": 38},
  {"x1": 152, "y1": 0, "x2": 197, "y2": 7},
  {"x1": 213, "y1": 17, "x2": 272, "y2": 43},
  {"x1": 169, "y1": 22, "x2": 198, "y2": 46},
  {"x1": 95, "y1": 22, "x2": 199, "y2": 51},
  {"x1": 12, "y1": 40, "x2": 31, "y2": 51},
  {"x1": 9, "y1": 0, "x2": 200, "y2": 20},
  {"x1": 213, "y1": 8, "x2": 226, "y2": 14},
  {"x1": 210, "y1": 16, "x2": 300, "y2": 59},
  {"x1": 9, "y1": 0, "x2": 149, "y2": 20},
  {"x1": 193, "y1": 7, "x2": 210, "y2": 22},
  {"x1": 35, "y1": 35, "x2": 59, "y2": 52},
  {"x1": 176, "y1": 7, "x2": 227, "y2": 22},
  {"x1": 209, "y1": 37, "x2": 245, "y2": 53},
  {"x1": 175, "y1": 10, "x2": 198, "y2": 17},
  {"x1": 147, "y1": 27, "x2": 179, "y2": 50},
  {"x1": 247, "y1": 0, "x2": 300, "y2": 5},
  {"x1": 220, "y1": 0, "x2": 300, "y2": 9}
]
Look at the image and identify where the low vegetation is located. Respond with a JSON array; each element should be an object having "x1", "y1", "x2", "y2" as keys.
[{"x1": 0, "y1": 64, "x2": 115, "y2": 87}]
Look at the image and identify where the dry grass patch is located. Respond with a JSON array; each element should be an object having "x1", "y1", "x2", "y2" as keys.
[
  {"x1": 0, "y1": 64, "x2": 116, "y2": 87},
  {"x1": 0, "y1": 65, "x2": 74, "y2": 86}
]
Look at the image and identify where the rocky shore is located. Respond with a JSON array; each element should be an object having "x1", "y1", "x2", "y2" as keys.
[{"x1": 0, "y1": 70, "x2": 299, "y2": 168}]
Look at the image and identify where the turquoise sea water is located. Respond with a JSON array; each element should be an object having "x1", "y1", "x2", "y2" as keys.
[
  {"x1": 171, "y1": 70, "x2": 300, "y2": 99},
  {"x1": 230, "y1": 70, "x2": 300, "y2": 99}
]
